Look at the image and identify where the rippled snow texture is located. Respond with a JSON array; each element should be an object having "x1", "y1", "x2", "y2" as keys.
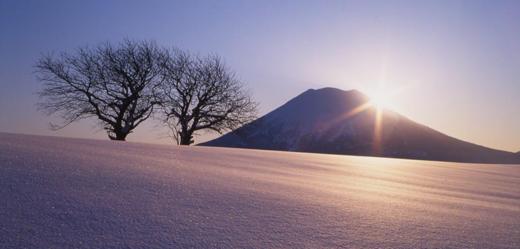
[{"x1": 1, "y1": 133, "x2": 519, "y2": 248}]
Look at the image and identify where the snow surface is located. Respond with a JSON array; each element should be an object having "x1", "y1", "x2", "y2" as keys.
[{"x1": 1, "y1": 132, "x2": 519, "y2": 249}]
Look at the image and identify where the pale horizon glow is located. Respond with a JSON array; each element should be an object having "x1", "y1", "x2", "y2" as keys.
[{"x1": 1, "y1": 0, "x2": 519, "y2": 152}]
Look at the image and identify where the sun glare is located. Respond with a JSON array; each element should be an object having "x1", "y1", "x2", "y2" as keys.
[
  {"x1": 370, "y1": 92, "x2": 390, "y2": 109},
  {"x1": 341, "y1": 72, "x2": 408, "y2": 154},
  {"x1": 366, "y1": 83, "x2": 406, "y2": 110}
]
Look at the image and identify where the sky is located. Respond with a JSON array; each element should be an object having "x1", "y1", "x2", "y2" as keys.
[{"x1": 0, "y1": 0, "x2": 519, "y2": 152}]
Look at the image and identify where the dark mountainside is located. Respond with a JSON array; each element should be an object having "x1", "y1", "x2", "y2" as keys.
[{"x1": 201, "y1": 87, "x2": 520, "y2": 164}]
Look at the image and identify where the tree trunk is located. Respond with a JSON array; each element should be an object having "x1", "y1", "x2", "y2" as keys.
[
  {"x1": 109, "y1": 130, "x2": 128, "y2": 141},
  {"x1": 179, "y1": 129, "x2": 194, "y2": 145}
]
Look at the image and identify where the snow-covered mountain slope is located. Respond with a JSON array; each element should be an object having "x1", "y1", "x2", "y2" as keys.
[
  {"x1": 202, "y1": 87, "x2": 520, "y2": 164},
  {"x1": 1, "y1": 132, "x2": 519, "y2": 248}
]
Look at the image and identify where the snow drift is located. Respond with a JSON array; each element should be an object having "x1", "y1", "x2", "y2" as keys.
[{"x1": 1, "y1": 132, "x2": 519, "y2": 248}]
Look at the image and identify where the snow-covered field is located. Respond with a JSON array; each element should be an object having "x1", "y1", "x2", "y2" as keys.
[{"x1": 1, "y1": 133, "x2": 519, "y2": 249}]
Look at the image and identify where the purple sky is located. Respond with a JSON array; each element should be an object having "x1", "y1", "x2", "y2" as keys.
[{"x1": 1, "y1": 0, "x2": 519, "y2": 151}]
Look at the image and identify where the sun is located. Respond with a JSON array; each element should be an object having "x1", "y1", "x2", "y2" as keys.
[
  {"x1": 343, "y1": 83, "x2": 406, "y2": 120},
  {"x1": 369, "y1": 92, "x2": 390, "y2": 109}
]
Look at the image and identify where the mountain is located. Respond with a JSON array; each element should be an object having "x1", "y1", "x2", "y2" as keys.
[{"x1": 201, "y1": 87, "x2": 519, "y2": 164}]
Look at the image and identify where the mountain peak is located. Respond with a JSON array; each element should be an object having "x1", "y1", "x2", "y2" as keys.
[
  {"x1": 293, "y1": 87, "x2": 370, "y2": 111},
  {"x1": 304, "y1": 87, "x2": 367, "y2": 98}
]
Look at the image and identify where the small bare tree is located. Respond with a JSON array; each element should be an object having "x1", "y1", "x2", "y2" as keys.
[
  {"x1": 159, "y1": 50, "x2": 257, "y2": 145},
  {"x1": 36, "y1": 40, "x2": 165, "y2": 140}
]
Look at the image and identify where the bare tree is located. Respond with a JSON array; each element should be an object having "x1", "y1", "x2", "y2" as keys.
[
  {"x1": 158, "y1": 50, "x2": 257, "y2": 145},
  {"x1": 36, "y1": 40, "x2": 165, "y2": 140}
]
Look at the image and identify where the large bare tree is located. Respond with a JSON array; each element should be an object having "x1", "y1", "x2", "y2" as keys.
[
  {"x1": 36, "y1": 40, "x2": 165, "y2": 140},
  {"x1": 159, "y1": 50, "x2": 257, "y2": 145}
]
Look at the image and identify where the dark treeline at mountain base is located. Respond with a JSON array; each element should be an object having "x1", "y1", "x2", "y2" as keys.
[{"x1": 35, "y1": 40, "x2": 257, "y2": 144}]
